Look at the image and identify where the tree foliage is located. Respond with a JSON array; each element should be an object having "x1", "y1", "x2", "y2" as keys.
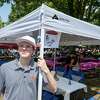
[{"x1": 0, "y1": 17, "x2": 4, "y2": 28}]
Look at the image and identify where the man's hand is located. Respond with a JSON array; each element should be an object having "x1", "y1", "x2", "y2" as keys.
[{"x1": 37, "y1": 58, "x2": 49, "y2": 74}]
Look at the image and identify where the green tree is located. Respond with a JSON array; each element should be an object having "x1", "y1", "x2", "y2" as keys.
[
  {"x1": 67, "y1": 0, "x2": 100, "y2": 25},
  {"x1": 84, "y1": 0, "x2": 100, "y2": 25},
  {"x1": 0, "y1": 17, "x2": 4, "y2": 28},
  {"x1": 92, "y1": 8, "x2": 100, "y2": 25}
]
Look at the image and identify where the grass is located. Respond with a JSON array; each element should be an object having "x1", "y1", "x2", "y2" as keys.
[
  {"x1": 0, "y1": 96, "x2": 3, "y2": 100},
  {"x1": 83, "y1": 70, "x2": 100, "y2": 99}
]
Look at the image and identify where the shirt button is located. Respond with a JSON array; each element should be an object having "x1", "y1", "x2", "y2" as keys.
[{"x1": 24, "y1": 76, "x2": 26, "y2": 78}]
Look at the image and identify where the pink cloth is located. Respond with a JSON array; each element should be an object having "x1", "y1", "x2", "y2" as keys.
[{"x1": 80, "y1": 61, "x2": 100, "y2": 71}]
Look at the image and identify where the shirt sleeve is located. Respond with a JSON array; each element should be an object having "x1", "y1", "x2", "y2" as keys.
[
  {"x1": 42, "y1": 72, "x2": 48, "y2": 84},
  {"x1": 42, "y1": 71, "x2": 50, "y2": 92},
  {"x1": 0, "y1": 65, "x2": 5, "y2": 95}
]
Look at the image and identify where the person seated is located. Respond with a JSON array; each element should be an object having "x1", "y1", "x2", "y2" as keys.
[{"x1": 63, "y1": 54, "x2": 84, "y2": 82}]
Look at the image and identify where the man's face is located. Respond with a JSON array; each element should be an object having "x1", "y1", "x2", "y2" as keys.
[{"x1": 18, "y1": 41, "x2": 34, "y2": 58}]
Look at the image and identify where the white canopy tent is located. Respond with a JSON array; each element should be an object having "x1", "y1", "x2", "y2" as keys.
[
  {"x1": 0, "y1": 4, "x2": 100, "y2": 100},
  {"x1": 0, "y1": 4, "x2": 100, "y2": 45}
]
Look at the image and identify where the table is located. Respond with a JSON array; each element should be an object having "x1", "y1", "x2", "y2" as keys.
[{"x1": 56, "y1": 75, "x2": 87, "y2": 100}]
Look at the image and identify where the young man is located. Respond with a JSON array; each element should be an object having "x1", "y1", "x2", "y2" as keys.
[{"x1": 0, "y1": 35, "x2": 57, "y2": 100}]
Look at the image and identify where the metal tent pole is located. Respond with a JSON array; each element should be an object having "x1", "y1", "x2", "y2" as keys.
[{"x1": 37, "y1": 5, "x2": 45, "y2": 100}]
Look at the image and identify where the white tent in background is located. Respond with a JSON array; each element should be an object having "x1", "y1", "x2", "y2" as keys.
[
  {"x1": 0, "y1": 4, "x2": 100, "y2": 45},
  {"x1": 0, "y1": 4, "x2": 100, "y2": 100}
]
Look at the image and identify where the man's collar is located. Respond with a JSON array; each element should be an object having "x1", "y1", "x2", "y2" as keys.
[{"x1": 14, "y1": 59, "x2": 35, "y2": 71}]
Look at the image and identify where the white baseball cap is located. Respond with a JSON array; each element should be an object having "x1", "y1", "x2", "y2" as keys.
[{"x1": 16, "y1": 35, "x2": 36, "y2": 47}]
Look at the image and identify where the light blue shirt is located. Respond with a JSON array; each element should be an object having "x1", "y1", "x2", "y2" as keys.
[{"x1": 0, "y1": 59, "x2": 39, "y2": 100}]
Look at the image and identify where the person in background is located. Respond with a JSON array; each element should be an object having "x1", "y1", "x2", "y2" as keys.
[
  {"x1": 63, "y1": 54, "x2": 84, "y2": 82},
  {"x1": 0, "y1": 35, "x2": 57, "y2": 100}
]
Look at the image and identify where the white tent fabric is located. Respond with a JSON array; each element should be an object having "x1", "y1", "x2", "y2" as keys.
[{"x1": 0, "y1": 4, "x2": 100, "y2": 45}]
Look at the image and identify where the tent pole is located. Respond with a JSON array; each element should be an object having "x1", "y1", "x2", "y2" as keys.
[
  {"x1": 53, "y1": 48, "x2": 56, "y2": 71},
  {"x1": 37, "y1": 28, "x2": 45, "y2": 100},
  {"x1": 37, "y1": 5, "x2": 44, "y2": 100}
]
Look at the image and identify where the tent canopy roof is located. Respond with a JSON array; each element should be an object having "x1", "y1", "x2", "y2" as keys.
[{"x1": 0, "y1": 4, "x2": 100, "y2": 46}]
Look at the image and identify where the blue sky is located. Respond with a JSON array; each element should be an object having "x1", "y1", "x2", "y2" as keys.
[{"x1": 0, "y1": 3, "x2": 11, "y2": 22}]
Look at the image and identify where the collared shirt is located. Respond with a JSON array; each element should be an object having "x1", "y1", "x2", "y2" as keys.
[{"x1": 0, "y1": 59, "x2": 39, "y2": 100}]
